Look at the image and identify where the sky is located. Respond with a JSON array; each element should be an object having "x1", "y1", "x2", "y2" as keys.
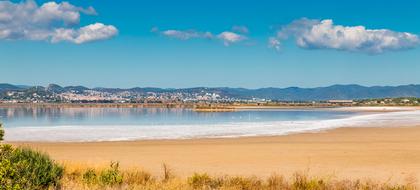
[{"x1": 1, "y1": 0, "x2": 420, "y2": 89}]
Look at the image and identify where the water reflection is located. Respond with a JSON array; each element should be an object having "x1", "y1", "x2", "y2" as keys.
[{"x1": 0, "y1": 107, "x2": 354, "y2": 128}]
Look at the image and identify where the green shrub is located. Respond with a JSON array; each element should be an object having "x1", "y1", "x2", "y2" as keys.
[
  {"x1": 0, "y1": 123, "x2": 4, "y2": 141},
  {"x1": 82, "y1": 168, "x2": 98, "y2": 185},
  {"x1": 0, "y1": 144, "x2": 64, "y2": 190},
  {"x1": 99, "y1": 161, "x2": 123, "y2": 186}
]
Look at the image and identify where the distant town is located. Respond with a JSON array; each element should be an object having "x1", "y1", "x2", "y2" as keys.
[
  {"x1": 0, "y1": 84, "x2": 247, "y2": 104},
  {"x1": 1, "y1": 83, "x2": 420, "y2": 107}
]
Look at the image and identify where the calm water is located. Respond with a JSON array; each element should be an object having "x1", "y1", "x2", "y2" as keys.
[
  {"x1": 0, "y1": 107, "x2": 354, "y2": 128},
  {"x1": 1, "y1": 107, "x2": 419, "y2": 142}
]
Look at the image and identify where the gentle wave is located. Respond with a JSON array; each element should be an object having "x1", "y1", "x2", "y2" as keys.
[{"x1": 4, "y1": 110, "x2": 420, "y2": 142}]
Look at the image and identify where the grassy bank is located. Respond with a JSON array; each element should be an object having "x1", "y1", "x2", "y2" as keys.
[
  {"x1": 1, "y1": 146, "x2": 417, "y2": 190},
  {"x1": 60, "y1": 162, "x2": 416, "y2": 190}
]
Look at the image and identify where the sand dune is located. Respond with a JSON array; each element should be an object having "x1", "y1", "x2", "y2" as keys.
[{"x1": 12, "y1": 126, "x2": 420, "y2": 184}]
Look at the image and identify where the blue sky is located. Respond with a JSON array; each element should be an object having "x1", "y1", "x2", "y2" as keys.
[{"x1": 1, "y1": 0, "x2": 420, "y2": 88}]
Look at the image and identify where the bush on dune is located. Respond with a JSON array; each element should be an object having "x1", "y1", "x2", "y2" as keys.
[
  {"x1": 0, "y1": 124, "x2": 64, "y2": 190},
  {"x1": 98, "y1": 161, "x2": 123, "y2": 186},
  {"x1": 0, "y1": 145, "x2": 64, "y2": 190}
]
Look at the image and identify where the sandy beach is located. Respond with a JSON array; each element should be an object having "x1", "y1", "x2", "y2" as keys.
[{"x1": 11, "y1": 125, "x2": 420, "y2": 184}]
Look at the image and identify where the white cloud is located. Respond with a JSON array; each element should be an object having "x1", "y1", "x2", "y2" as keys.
[
  {"x1": 51, "y1": 23, "x2": 118, "y2": 44},
  {"x1": 0, "y1": 0, "x2": 117, "y2": 44},
  {"x1": 217, "y1": 31, "x2": 247, "y2": 46},
  {"x1": 271, "y1": 18, "x2": 420, "y2": 54},
  {"x1": 154, "y1": 27, "x2": 247, "y2": 46},
  {"x1": 161, "y1": 30, "x2": 213, "y2": 40}
]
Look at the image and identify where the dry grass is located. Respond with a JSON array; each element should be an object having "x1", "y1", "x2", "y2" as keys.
[{"x1": 59, "y1": 162, "x2": 417, "y2": 190}]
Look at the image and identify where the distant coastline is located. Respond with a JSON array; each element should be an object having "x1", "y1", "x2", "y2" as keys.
[
  {"x1": 1, "y1": 102, "x2": 420, "y2": 110},
  {"x1": 2, "y1": 83, "x2": 420, "y2": 103}
]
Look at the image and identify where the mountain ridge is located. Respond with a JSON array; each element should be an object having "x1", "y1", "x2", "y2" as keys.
[{"x1": 1, "y1": 83, "x2": 420, "y2": 101}]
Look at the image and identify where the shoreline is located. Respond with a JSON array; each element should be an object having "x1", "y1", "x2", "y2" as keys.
[
  {"x1": 7, "y1": 124, "x2": 420, "y2": 144},
  {"x1": 4, "y1": 106, "x2": 420, "y2": 142},
  {"x1": 5, "y1": 107, "x2": 420, "y2": 143}
]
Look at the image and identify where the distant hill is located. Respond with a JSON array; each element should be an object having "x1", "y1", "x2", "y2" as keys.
[
  {"x1": 63, "y1": 86, "x2": 90, "y2": 94},
  {"x1": 46, "y1": 84, "x2": 65, "y2": 93},
  {"x1": 0, "y1": 83, "x2": 24, "y2": 92},
  {"x1": 228, "y1": 84, "x2": 420, "y2": 101},
  {"x1": 1, "y1": 83, "x2": 420, "y2": 101}
]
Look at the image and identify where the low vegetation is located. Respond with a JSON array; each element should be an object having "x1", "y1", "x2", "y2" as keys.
[
  {"x1": 0, "y1": 123, "x2": 4, "y2": 141},
  {"x1": 59, "y1": 163, "x2": 417, "y2": 190},
  {"x1": 0, "y1": 123, "x2": 63, "y2": 190},
  {"x1": 0, "y1": 155, "x2": 417, "y2": 190},
  {"x1": 355, "y1": 97, "x2": 420, "y2": 106},
  {"x1": 0, "y1": 145, "x2": 64, "y2": 190}
]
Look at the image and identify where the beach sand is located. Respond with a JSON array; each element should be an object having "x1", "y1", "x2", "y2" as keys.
[{"x1": 10, "y1": 126, "x2": 420, "y2": 183}]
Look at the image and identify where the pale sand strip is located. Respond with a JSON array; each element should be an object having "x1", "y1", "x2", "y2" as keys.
[{"x1": 10, "y1": 126, "x2": 420, "y2": 183}]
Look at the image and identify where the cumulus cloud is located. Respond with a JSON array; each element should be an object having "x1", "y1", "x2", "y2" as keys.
[
  {"x1": 270, "y1": 18, "x2": 420, "y2": 54},
  {"x1": 51, "y1": 23, "x2": 118, "y2": 44},
  {"x1": 153, "y1": 27, "x2": 247, "y2": 46},
  {"x1": 0, "y1": 0, "x2": 117, "y2": 44}
]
